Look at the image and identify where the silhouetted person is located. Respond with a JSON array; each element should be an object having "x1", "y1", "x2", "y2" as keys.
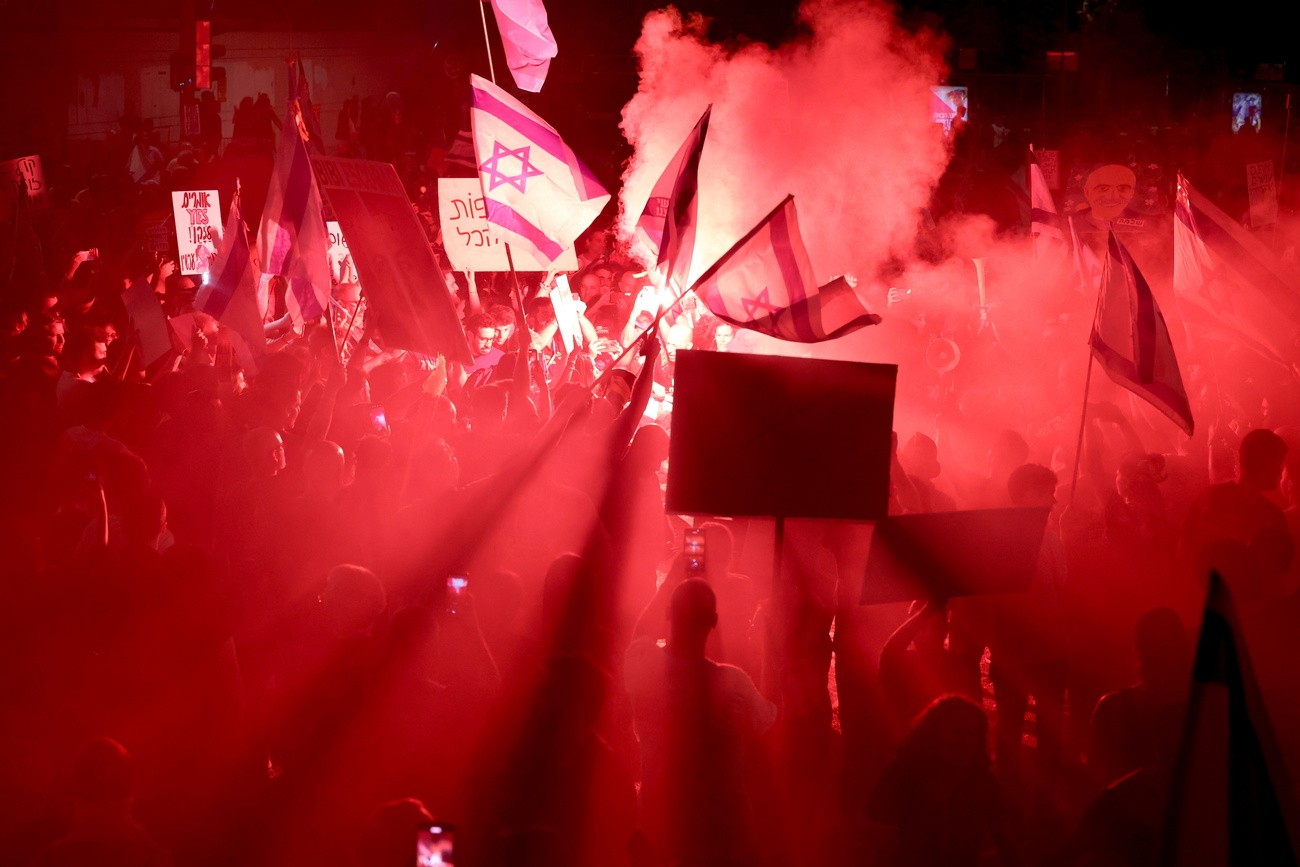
[
  {"x1": 1183, "y1": 429, "x2": 1290, "y2": 570},
  {"x1": 980, "y1": 463, "x2": 1067, "y2": 788},
  {"x1": 868, "y1": 696, "x2": 1020, "y2": 867},
  {"x1": 34, "y1": 737, "x2": 173, "y2": 867},
  {"x1": 624, "y1": 579, "x2": 776, "y2": 867},
  {"x1": 1087, "y1": 607, "x2": 1190, "y2": 787},
  {"x1": 487, "y1": 654, "x2": 638, "y2": 867},
  {"x1": 880, "y1": 597, "x2": 975, "y2": 725}
]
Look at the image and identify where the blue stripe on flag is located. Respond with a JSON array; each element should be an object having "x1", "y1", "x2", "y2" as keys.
[
  {"x1": 485, "y1": 199, "x2": 564, "y2": 261},
  {"x1": 769, "y1": 204, "x2": 818, "y2": 342}
]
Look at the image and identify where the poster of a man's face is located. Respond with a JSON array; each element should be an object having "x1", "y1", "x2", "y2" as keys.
[
  {"x1": 1083, "y1": 164, "x2": 1137, "y2": 223},
  {"x1": 929, "y1": 86, "x2": 969, "y2": 133}
]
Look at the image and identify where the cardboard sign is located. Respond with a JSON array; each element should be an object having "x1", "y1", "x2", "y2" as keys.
[
  {"x1": 438, "y1": 178, "x2": 578, "y2": 272},
  {"x1": 929, "y1": 86, "x2": 969, "y2": 133},
  {"x1": 325, "y1": 220, "x2": 356, "y2": 284},
  {"x1": 860, "y1": 507, "x2": 1050, "y2": 604},
  {"x1": 171, "y1": 190, "x2": 222, "y2": 275},
  {"x1": 667, "y1": 351, "x2": 897, "y2": 520},
  {"x1": 549, "y1": 274, "x2": 581, "y2": 352},
  {"x1": 0, "y1": 154, "x2": 47, "y2": 223},
  {"x1": 312, "y1": 156, "x2": 471, "y2": 362},
  {"x1": 1036, "y1": 149, "x2": 1061, "y2": 190},
  {"x1": 144, "y1": 215, "x2": 174, "y2": 254},
  {"x1": 121, "y1": 278, "x2": 174, "y2": 367},
  {"x1": 1247, "y1": 160, "x2": 1278, "y2": 228}
]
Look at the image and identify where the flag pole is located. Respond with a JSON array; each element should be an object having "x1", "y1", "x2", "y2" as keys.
[
  {"x1": 340, "y1": 289, "x2": 366, "y2": 365},
  {"x1": 1069, "y1": 232, "x2": 1110, "y2": 506},
  {"x1": 478, "y1": 0, "x2": 498, "y2": 85},
  {"x1": 503, "y1": 241, "x2": 551, "y2": 421},
  {"x1": 1068, "y1": 356, "x2": 1095, "y2": 506}
]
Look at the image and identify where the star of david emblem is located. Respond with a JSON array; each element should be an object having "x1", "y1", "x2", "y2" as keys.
[
  {"x1": 741, "y1": 287, "x2": 780, "y2": 318},
  {"x1": 479, "y1": 141, "x2": 544, "y2": 193}
]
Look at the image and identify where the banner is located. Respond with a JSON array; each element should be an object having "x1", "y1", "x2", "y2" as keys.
[
  {"x1": 0, "y1": 154, "x2": 47, "y2": 223},
  {"x1": 1246, "y1": 160, "x2": 1278, "y2": 228},
  {"x1": 171, "y1": 190, "x2": 223, "y2": 275},
  {"x1": 312, "y1": 156, "x2": 471, "y2": 362},
  {"x1": 437, "y1": 178, "x2": 577, "y2": 272}
]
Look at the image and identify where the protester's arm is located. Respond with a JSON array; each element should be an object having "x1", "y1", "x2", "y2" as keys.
[
  {"x1": 575, "y1": 308, "x2": 599, "y2": 349},
  {"x1": 63, "y1": 249, "x2": 96, "y2": 284},
  {"x1": 530, "y1": 319, "x2": 560, "y2": 351},
  {"x1": 464, "y1": 274, "x2": 482, "y2": 315},
  {"x1": 437, "y1": 591, "x2": 501, "y2": 694},
  {"x1": 609, "y1": 336, "x2": 660, "y2": 458},
  {"x1": 890, "y1": 431, "x2": 922, "y2": 514},
  {"x1": 150, "y1": 257, "x2": 176, "y2": 294},
  {"x1": 300, "y1": 360, "x2": 346, "y2": 446},
  {"x1": 633, "y1": 564, "x2": 682, "y2": 640},
  {"x1": 880, "y1": 598, "x2": 944, "y2": 672}
]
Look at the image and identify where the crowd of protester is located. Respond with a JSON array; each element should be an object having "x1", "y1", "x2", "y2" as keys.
[{"x1": 0, "y1": 77, "x2": 1299, "y2": 867}]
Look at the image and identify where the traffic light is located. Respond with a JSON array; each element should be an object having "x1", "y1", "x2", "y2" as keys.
[{"x1": 195, "y1": 20, "x2": 211, "y2": 89}]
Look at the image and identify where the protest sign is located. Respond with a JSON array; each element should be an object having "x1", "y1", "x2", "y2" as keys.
[
  {"x1": 326, "y1": 221, "x2": 356, "y2": 283},
  {"x1": 0, "y1": 154, "x2": 48, "y2": 223},
  {"x1": 1247, "y1": 160, "x2": 1278, "y2": 228},
  {"x1": 929, "y1": 86, "x2": 969, "y2": 133},
  {"x1": 144, "y1": 215, "x2": 175, "y2": 254},
  {"x1": 312, "y1": 156, "x2": 471, "y2": 362},
  {"x1": 121, "y1": 278, "x2": 174, "y2": 367},
  {"x1": 438, "y1": 178, "x2": 577, "y2": 272},
  {"x1": 171, "y1": 190, "x2": 223, "y2": 275},
  {"x1": 549, "y1": 274, "x2": 581, "y2": 352},
  {"x1": 169, "y1": 313, "x2": 199, "y2": 354}
]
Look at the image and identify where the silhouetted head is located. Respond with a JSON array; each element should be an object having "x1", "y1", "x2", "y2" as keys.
[
  {"x1": 543, "y1": 553, "x2": 595, "y2": 626},
  {"x1": 358, "y1": 798, "x2": 434, "y2": 867},
  {"x1": 244, "y1": 427, "x2": 286, "y2": 477},
  {"x1": 1239, "y1": 428, "x2": 1287, "y2": 491},
  {"x1": 902, "y1": 695, "x2": 989, "y2": 770},
  {"x1": 322, "y1": 564, "x2": 386, "y2": 638},
  {"x1": 699, "y1": 521, "x2": 734, "y2": 579},
  {"x1": 468, "y1": 383, "x2": 509, "y2": 434},
  {"x1": 669, "y1": 579, "x2": 717, "y2": 656},
  {"x1": 73, "y1": 737, "x2": 134, "y2": 804},
  {"x1": 1007, "y1": 463, "x2": 1057, "y2": 508},
  {"x1": 626, "y1": 424, "x2": 669, "y2": 472},
  {"x1": 900, "y1": 433, "x2": 941, "y2": 481},
  {"x1": 303, "y1": 440, "x2": 346, "y2": 496},
  {"x1": 404, "y1": 439, "x2": 458, "y2": 497}
]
